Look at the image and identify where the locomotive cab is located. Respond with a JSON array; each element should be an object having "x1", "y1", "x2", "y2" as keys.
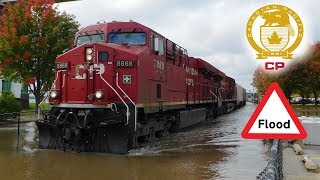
[{"x1": 50, "y1": 23, "x2": 148, "y2": 106}]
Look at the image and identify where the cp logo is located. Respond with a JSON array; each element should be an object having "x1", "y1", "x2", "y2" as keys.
[{"x1": 246, "y1": 4, "x2": 304, "y2": 71}]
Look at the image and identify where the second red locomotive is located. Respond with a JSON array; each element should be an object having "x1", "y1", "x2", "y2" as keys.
[{"x1": 36, "y1": 21, "x2": 246, "y2": 154}]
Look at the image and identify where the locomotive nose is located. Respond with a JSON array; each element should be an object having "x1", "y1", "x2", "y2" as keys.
[{"x1": 50, "y1": 44, "x2": 115, "y2": 105}]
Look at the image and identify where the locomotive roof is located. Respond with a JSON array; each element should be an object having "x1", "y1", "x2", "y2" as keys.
[
  {"x1": 76, "y1": 22, "x2": 231, "y2": 80},
  {"x1": 194, "y1": 58, "x2": 226, "y2": 78},
  {"x1": 76, "y1": 21, "x2": 152, "y2": 37}
]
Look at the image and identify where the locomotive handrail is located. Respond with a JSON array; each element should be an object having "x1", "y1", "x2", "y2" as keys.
[
  {"x1": 210, "y1": 90, "x2": 218, "y2": 101},
  {"x1": 166, "y1": 48, "x2": 188, "y2": 62},
  {"x1": 218, "y1": 87, "x2": 224, "y2": 100},
  {"x1": 62, "y1": 74, "x2": 66, "y2": 88},
  {"x1": 116, "y1": 72, "x2": 137, "y2": 132},
  {"x1": 210, "y1": 89, "x2": 223, "y2": 108},
  {"x1": 97, "y1": 71, "x2": 130, "y2": 125},
  {"x1": 217, "y1": 88, "x2": 224, "y2": 107},
  {"x1": 52, "y1": 70, "x2": 66, "y2": 89}
]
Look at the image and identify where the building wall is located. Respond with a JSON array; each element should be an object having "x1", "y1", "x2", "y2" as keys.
[{"x1": 0, "y1": 79, "x2": 29, "y2": 109}]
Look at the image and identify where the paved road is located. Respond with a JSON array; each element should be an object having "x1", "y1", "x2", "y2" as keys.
[{"x1": 283, "y1": 142, "x2": 320, "y2": 180}]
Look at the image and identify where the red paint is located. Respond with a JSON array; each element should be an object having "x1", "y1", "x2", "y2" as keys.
[
  {"x1": 265, "y1": 62, "x2": 285, "y2": 70},
  {"x1": 50, "y1": 22, "x2": 240, "y2": 107}
]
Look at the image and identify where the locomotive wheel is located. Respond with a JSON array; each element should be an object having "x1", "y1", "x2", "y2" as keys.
[
  {"x1": 155, "y1": 130, "x2": 164, "y2": 138},
  {"x1": 148, "y1": 128, "x2": 156, "y2": 142},
  {"x1": 163, "y1": 124, "x2": 170, "y2": 136}
]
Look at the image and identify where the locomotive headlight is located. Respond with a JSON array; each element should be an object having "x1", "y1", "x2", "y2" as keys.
[
  {"x1": 95, "y1": 90, "x2": 104, "y2": 100},
  {"x1": 85, "y1": 48, "x2": 94, "y2": 62},
  {"x1": 50, "y1": 90, "x2": 59, "y2": 99},
  {"x1": 86, "y1": 48, "x2": 93, "y2": 55},
  {"x1": 86, "y1": 54, "x2": 93, "y2": 61}
]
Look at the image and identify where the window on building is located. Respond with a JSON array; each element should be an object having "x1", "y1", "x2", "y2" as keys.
[
  {"x1": 21, "y1": 84, "x2": 28, "y2": 93},
  {"x1": 2, "y1": 80, "x2": 11, "y2": 91}
]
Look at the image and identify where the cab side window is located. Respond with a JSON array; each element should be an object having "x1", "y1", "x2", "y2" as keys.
[
  {"x1": 150, "y1": 35, "x2": 155, "y2": 50},
  {"x1": 150, "y1": 34, "x2": 164, "y2": 56},
  {"x1": 158, "y1": 40, "x2": 164, "y2": 55}
]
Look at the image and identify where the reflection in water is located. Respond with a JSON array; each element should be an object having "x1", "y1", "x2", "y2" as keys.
[{"x1": 0, "y1": 104, "x2": 269, "y2": 180}]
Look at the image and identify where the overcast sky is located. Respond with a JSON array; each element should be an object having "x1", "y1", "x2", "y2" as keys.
[{"x1": 57, "y1": 0, "x2": 320, "y2": 91}]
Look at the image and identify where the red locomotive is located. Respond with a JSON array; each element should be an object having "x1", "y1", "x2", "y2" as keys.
[{"x1": 36, "y1": 21, "x2": 246, "y2": 154}]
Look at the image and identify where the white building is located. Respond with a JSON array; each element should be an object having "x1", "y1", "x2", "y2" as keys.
[{"x1": 0, "y1": 79, "x2": 25, "y2": 98}]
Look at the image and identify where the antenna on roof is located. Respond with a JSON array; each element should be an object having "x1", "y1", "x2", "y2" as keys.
[{"x1": 97, "y1": 20, "x2": 106, "y2": 24}]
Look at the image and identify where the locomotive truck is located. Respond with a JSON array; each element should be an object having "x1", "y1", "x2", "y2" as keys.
[{"x1": 36, "y1": 21, "x2": 246, "y2": 154}]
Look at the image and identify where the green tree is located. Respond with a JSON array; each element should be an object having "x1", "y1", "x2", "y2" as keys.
[
  {"x1": 253, "y1": 42, "x2": 320, "y2": 105},
  {"x1": 0, "y1": 91, "x2": 22, "y2": 114},
  {"x1": 0, "y1": 0, "x2": 79, "y2": 111},
  {"x1": 277, "y1": 72, "x2": 295, "y2": 100},
  {"x1": 298, "y1": 43, "x2": 320, "y2": 105},
  {"x1": 252, "y1": 66, "x2": 278, "y2": 96}
]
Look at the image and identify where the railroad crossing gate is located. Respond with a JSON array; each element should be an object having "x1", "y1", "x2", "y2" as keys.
[{"x1": 241, "y1": 82, "x2": 307, "y2": 139}]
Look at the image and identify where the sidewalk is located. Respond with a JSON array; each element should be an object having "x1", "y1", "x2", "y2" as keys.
[
  {"x1": 0, "y1": 114, "x2": 36, "y2": 125},
  {"x1": 20, "y1": 114, "x2": 37, "y2": 122},
  {"x1": 283, "y1": 142, "x2": 320, "y2": 180}
]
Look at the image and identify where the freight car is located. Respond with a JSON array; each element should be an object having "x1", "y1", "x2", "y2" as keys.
[{"x1": 36, "y1": 21, "x2": 246, "y2": 154}]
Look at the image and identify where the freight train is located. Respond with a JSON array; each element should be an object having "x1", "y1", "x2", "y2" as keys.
[{"x1": 36, "y1": 21, "x2": 246, "y2": 154}]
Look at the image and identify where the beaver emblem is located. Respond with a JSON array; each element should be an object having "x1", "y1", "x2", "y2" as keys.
[
  {"x1": 246, "y1": 4, "x2": 304, "y2": 59},
  {"x1": 261, "y1": 11, "x2": 295, "y2": 36}
]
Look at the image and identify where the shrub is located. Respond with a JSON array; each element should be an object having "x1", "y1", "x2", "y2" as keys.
[{"x1": 0, "y1": 91, "x2": 22, "y2": 114}]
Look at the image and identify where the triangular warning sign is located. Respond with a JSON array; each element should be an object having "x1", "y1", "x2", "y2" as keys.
[{"x1": 242, "y1": 82, "x2": 307, "y2": 139}]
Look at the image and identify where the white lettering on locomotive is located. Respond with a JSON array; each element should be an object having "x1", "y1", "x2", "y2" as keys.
[
  {"x1": 185, "y1": 78, "x2": 194, "y2": 86},
  {"x1": 94, "y1": 64, "x2": 105, "y2": 74},
  {"x1": 89, "y1": 63, "x2": 105, "y2": 75},
  {"x1": 154, "y1": 59, "x2": 164, "y2": 71},
  {"x1": 185, "y1": 66, "x2": 198, "y2": 76},
  {"x1": 75, "y1": 64, "x2": 86, "y2": 79}
]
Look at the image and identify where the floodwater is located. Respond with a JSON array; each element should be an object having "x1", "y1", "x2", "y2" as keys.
[{"x1": 0, "y1": 103, "x2": 270, "y2": 180}]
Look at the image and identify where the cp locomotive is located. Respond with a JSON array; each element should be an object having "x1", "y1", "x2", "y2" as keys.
[{"x1": 36, "y1": 21, "x2": 246, "y2": 154}]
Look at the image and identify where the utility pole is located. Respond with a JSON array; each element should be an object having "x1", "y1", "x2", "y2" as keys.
[{"x1": 251, "y1": 83, "x2": 255, "y2": 105}]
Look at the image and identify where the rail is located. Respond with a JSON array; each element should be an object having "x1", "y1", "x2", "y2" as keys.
[
  {"x1": 257, "y1": 139, "x2": 283, "y2": 180},
  {"x1": 116, "y1": 73, "x2": 137, "y2": 131}
]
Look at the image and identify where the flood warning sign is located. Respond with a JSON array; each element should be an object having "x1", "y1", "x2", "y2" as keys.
[{"x1": 242, "y1": 82, "x2": 307, "y2": 139}]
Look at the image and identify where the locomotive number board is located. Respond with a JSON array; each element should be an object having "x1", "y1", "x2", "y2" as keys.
[
  {"x1": 56, "y1": 61, "x2": 69, "y2": 70},
  {"x1": 115, "y1": 60, "x2": 135, "y2": 68}
]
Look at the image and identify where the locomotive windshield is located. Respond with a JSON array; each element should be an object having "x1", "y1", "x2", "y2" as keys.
[
  {"x1": 76, "y1": 33, "x2": 104, "y2": 46},
  {"x1": 108, "y1": 32, "x2": 146, "y2": 45}
]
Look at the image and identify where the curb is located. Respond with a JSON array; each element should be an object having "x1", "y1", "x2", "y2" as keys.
[
  {"x1": 301, "y1": 154, "x2": 319, "y2": 172},
  {"x1": 293, "y1": 143, "x2": 303, "y2": 155}
]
